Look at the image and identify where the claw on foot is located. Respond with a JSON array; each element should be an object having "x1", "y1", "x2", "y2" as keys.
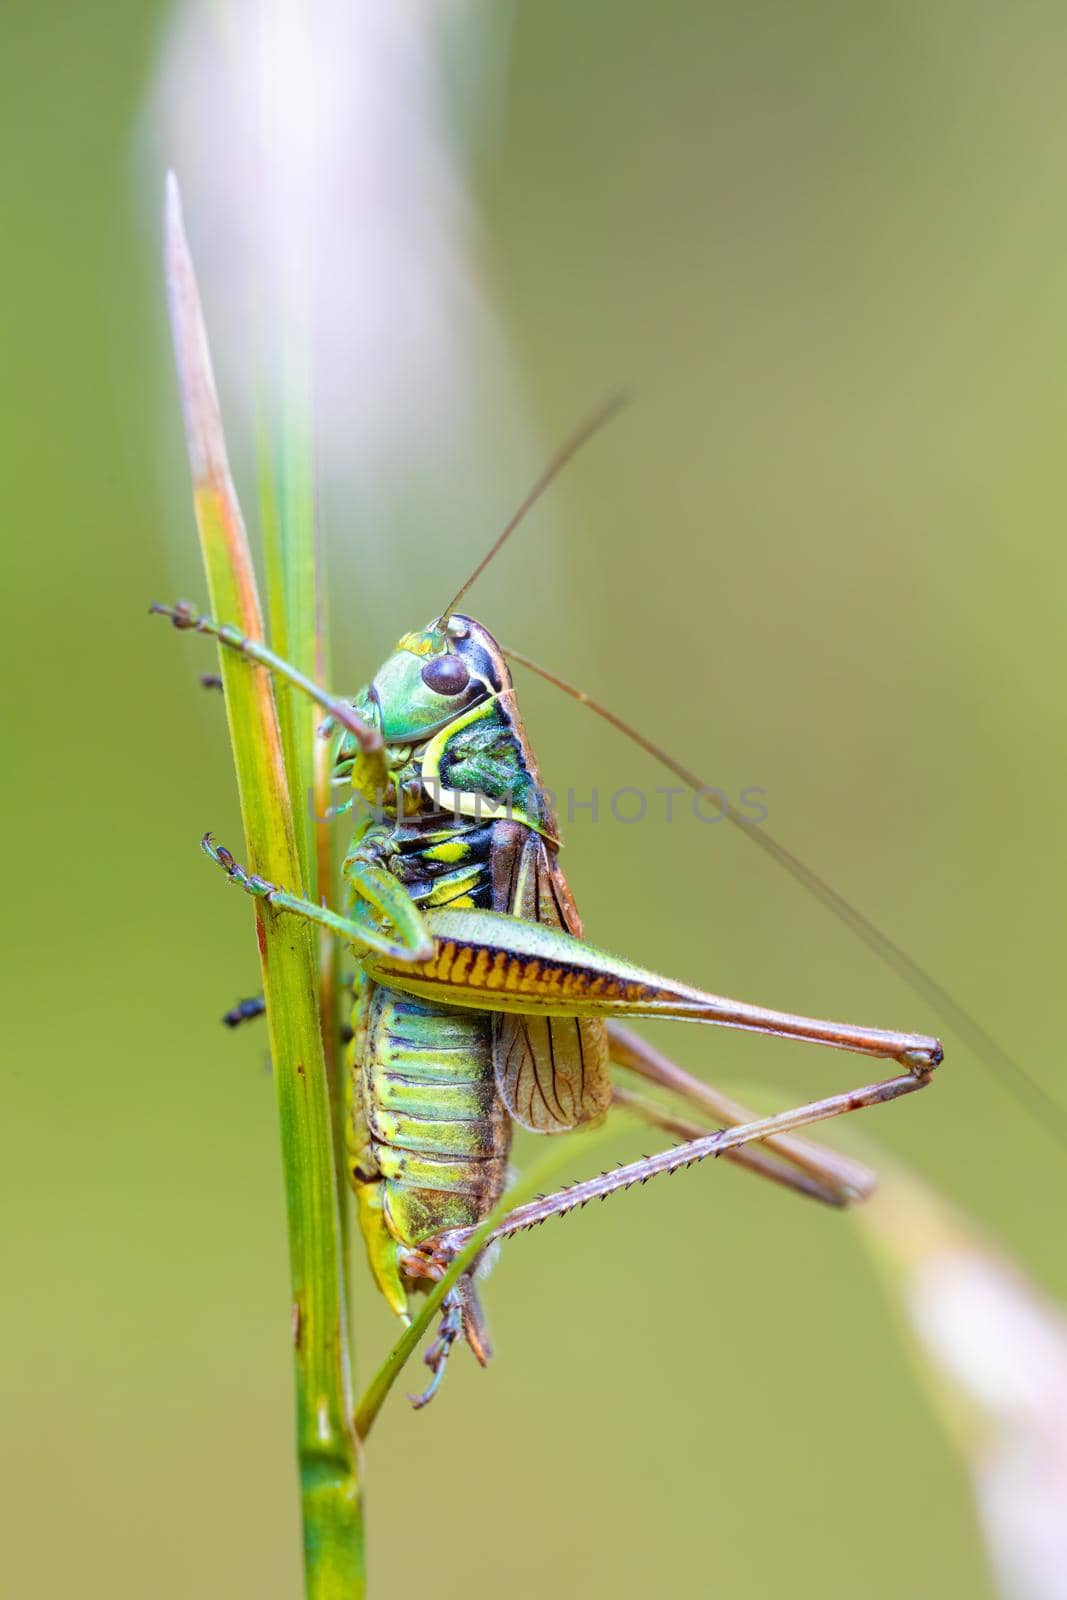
[
  {"x1": 150, "y1": 599, "x2": 200, "y2": 629},
  {"x1": 403, "y1": 1271, "x2": 494, "y2": 1409},
  {"x1": 202, "y1": 832, "x2": 275, "y2": 897},
  {"x1": 408, "y1": 1299, "x2": 462, "y2": 1410}
]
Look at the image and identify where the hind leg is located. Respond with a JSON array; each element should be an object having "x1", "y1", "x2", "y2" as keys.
[{"x1": 607, "y1": 1022, "x2": 876, "y2": 1205}]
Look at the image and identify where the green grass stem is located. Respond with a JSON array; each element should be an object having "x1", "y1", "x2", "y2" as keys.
[{"x1": 164, "y1": 174, "x2": 363, "y2": 1598}]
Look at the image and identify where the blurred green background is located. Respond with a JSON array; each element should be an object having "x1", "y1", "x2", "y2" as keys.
[{"x1": 5, "y1": 2, "x2": 1067, "y2": 1596}]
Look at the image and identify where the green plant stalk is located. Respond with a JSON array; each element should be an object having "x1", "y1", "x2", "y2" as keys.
[
  {"x1": 164, "y1": 175, "x2": 364, "y2": 1597},
  {"x1": 258, "y1": 354, "x2": 349, "y2": 1259},
  {"x1": 259, "y1": 370, "x2": 317, "y2": 889}
]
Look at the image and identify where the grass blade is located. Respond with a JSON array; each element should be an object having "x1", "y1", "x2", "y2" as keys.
[
  {"x1": 163, "y1": 173, "x2": 363, "y2": 1597},
  {"x1": 258, "y1": 331, "x2": 349, "y2": 1257}
]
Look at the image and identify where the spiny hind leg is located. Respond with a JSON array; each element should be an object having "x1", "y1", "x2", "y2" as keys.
[
  {"x1": 610, "y1": 1083, "x2": 852, "y2": 1208},
  {"x1": 438, "y1": 1062, "x2": 932, "y2": 1255},
  {"x1": 607, "y1": 1022, "x2": 876, "y2": 1206}
]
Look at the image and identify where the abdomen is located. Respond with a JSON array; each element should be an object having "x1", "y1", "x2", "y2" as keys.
[{"x1": 361, "y1": 984, "x2": 511, "y2": 1248}]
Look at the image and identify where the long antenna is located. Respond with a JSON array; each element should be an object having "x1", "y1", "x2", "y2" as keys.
[
  {"x1": 438, "y1": 392, "x2": 627, "y2": 624},
  {"x1": 503, "y1": 643, "x2": 1067, "y2": 1152}
]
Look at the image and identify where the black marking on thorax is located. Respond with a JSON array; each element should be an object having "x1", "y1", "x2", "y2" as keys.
[{"x1": 382, "y1": 813, "x2": 500, "y2": 910}]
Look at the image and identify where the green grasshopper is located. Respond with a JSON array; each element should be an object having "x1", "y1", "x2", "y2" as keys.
[{"x1": 155, "y1": 412, "x2": 949, "y2": 1406}]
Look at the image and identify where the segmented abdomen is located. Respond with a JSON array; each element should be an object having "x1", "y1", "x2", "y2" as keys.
[{"x1": 361, "y1": 985, "x2": 511, "y2": 1247}]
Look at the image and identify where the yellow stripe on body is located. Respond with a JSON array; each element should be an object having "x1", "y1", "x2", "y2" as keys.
[{"x1": 422, "y1": 838, "x2": 470, "y2": 864}]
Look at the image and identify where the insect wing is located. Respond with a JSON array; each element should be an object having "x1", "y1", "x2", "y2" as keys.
[{"x1": 491, "y1": 824, "x2": 612, "y2": 1132}]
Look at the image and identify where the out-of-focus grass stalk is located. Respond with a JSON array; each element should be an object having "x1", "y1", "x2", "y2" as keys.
[
  {"x1": 164, "y1": 175, "x2": 363, "y2": 1597},
  {"x1": 857, "y1": 1171, "x2": 1067, "y2": 1600}
]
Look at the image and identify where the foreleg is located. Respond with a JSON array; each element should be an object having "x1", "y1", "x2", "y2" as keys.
[{"x1": 203, "y1": 833, "x2": 433, "y2": 963}]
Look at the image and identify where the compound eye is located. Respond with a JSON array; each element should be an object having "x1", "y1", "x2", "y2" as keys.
[{"x1": 421, "y1": 653, "x2": 470, "y2": 696}]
